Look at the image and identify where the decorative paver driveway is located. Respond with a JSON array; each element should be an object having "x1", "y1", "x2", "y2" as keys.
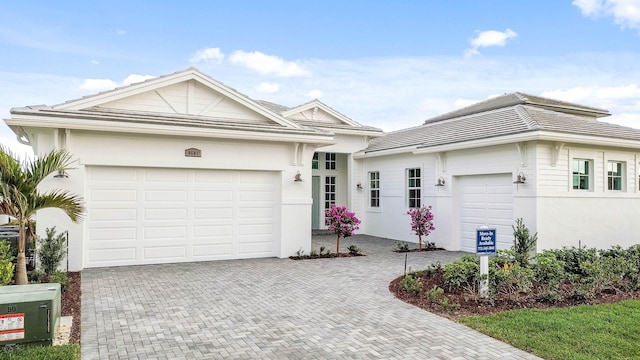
[{"x1": 82, "y1": 235, "x2": 541, "y2": 359}]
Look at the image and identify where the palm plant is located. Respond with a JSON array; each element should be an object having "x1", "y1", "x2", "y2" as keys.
[{"x1": 0, "y1": 147, "x2": 84, "y2": 285}]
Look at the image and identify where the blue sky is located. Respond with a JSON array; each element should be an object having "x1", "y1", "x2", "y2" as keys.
[{"x1": 2, "y1": 1, "x2": 640, "y2": 156}]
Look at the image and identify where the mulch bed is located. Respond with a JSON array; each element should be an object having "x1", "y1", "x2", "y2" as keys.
[
  {"x1": 61, "y1": 272, "x2": 81, "y2": 344},
  {"x1": 389, "y1": 269, "x2": 640, "y2": 320},
  {"x1": 394, "y1": 247, "x2": 445, "y2": 253},
  {"x1": 289, "y1": 253, "x2": 365, "y2": 260}
]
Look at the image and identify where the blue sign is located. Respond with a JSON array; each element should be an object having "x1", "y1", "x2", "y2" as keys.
[{"x1": 476, "y1": 228, "x2": 496, "y2": 254}]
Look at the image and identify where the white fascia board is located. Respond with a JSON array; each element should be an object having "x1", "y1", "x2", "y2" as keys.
[
  {"x1": 321, "y1": 128, "x2": 385, "y2": 137},
  {"x1": 5, "y1": 116, "x2": 334, "y2": 145},
  {"x1": 283, "y1": 101, "x2": 361, "y2": 128},
  {"x1": 353, "y1": 146, "x2": 417, "y2": 159}
]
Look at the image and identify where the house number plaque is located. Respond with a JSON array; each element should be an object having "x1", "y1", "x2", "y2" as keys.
[{"x1": 185, "y1": 148, "x2": 202, "y2": 157}]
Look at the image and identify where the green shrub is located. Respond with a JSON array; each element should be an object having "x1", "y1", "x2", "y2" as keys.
[
  {"x1": 493, "y1": 262, "x2": 535, "y2": 299},
  {"x1": 512, "y1": 218, "x2": 537, "y2": 267},
  {"x1": 0, "y1": 343, "x2": 80, "y2": 359},
  {"x1": 37, "y1": 227, "x2": 67, "y2": 275},
  {"x1": 347, "y1": 245, "x2": 361, "y2": 255},
  {"x1": 532, "y1": 251, "x2": 566, "y2": 284},
  {"x1": 548, "y1": 246, "x2": 597, "y2": 276},
  {"x1": 424, "y1": 261, "x2": 442, "y2": 276},
  {"x1": 401, "y1": 272, "x2": 423, "y2": 295},
  {"x1": 439, "y1": 298, "x2": 460, "y2": 311},
  {"x1": 48, "y1": 271, "x2": 69, "y2": 292},
  {"x1": 427, "y1": 285, "x2": 444, "y2": 303},
  {"x1": 27, "y1": 269, "x2": 45, "y2": 284},
  {"x1": 395, "y1": 241, "x2": 410, "y2": 252},
  {"x1": 0, "y1": 240, "x2": 14, "y2": 286},
  {"x1": 443, "y1": 255, "x2": 479, "y2": 293}
]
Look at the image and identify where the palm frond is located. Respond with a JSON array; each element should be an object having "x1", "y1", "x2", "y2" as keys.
[
  {"x1": 33, "y1": 190, "x2": 85, "y2": 222},
  {"x1": 26, "y1": 149, "x2": 74, "y2": 188}
]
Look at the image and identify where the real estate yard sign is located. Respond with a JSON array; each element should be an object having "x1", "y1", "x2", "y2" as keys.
[{"x1": 476, "y1": 227, "x2": 496, "y2": 298}]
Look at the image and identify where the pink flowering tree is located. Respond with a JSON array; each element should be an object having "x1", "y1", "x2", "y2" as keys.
[
  {"x1": 407, "y1": 205, "x2": 435, "y2": 250},
  {"x1": 325, "y1": 205, "x2": 361, "y2": 254}
]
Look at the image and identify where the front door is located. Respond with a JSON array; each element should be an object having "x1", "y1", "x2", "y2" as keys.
[{"x1": 312, "y1": 176, "x2": 320, "y2": 229}]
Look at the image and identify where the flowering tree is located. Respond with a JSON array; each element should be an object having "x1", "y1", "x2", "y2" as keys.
[
  {"x1": 407, "y1": 205, "x2": 435, "y2": 250},
  {"x1": 325, "y1": 205, "x2": 361, "y2": 254}
]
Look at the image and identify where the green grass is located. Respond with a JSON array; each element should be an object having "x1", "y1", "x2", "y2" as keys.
[
  {"x1": 0, "y1": 344, "x2": 80, "y2": 360},
  {"x1": 459, "y1": 299, "x2": 640, "y2": 360}
]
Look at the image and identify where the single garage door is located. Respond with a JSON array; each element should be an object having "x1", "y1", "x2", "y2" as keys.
[
  {"x1": 458, "y1": 174, "x2": 513, "y2": 252},
  {"x1": 85, "y1": 166, "x2": 280, "y2": 267}
]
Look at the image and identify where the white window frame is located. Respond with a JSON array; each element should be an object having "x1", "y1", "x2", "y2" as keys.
[
  {"x1": 324, "y1": 176, "x2": 336, "y2": 209},
  {"x1": 607, "y1": 160, "x2": 625, "y2": 191},
  {"x1": 369, "y1": 171, "x2": 380, "y2": 208},
  {"x1": 325, "y1": 153, "x2": 336, "y2": 170},
  {"x1": 407, "y1": 168, "x2": 421, "y2": 208},
  {"x1": 572, "y1": 159, "x2": 592, "y2": 191}
]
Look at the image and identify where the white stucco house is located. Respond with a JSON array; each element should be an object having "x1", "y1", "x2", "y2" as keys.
[
  {"x1": 4, "y1": 68, "x2": 382, "y2": 270},
  {"x1": 352, "y1": 92, "x2": 640, "y2": 252},
  {"x1": 5, "y1": 68, "x2": 640, "y2": 270}
]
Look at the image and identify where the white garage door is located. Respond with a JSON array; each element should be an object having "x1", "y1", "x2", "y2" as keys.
[
  {"x1": 459, "y1": 174, "x2": 513, "y2": 252},
  {"x1": 85, "y1": 166, "x2": 279, "y2": 267}
]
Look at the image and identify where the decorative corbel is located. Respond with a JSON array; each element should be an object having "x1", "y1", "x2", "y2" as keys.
[
  {"x1": 551, "y1": 142, "x2": 565, "y2": 167},
  {"x1": 515, "y1": 142, "x2": 527, "y2": 167}
]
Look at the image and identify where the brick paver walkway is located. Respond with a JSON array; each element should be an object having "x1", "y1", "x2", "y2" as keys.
[{"x1": 81, "y1": 235, "x2": 541, "y2": 359}]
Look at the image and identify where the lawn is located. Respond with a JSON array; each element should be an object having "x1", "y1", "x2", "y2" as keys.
[
  {"x1": 0, "y1": 344, "x2": 80, "y2": 360},
  {"x1": 459, "y1": 299, "x2": 640, "y2": 360}
]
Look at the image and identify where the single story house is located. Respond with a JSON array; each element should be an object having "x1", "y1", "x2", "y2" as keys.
[{"x1": 5, "y1": 68, "x2": 640, "y2": 270}]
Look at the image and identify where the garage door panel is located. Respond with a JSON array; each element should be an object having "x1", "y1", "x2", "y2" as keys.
[
  {"x1": 90, "y1": 208, "x2": 137, "y2": 221},
  {"x1": 89, "y1": 248, "x2": 137, "y2": 263},
  {"x1": 143, "y1": 246, "x2": 187, "y2": 260},
  {"x1": 193, "y1": 208, "x2": 233, "y2": 220},
  {"x1": 91, "y1": 189, "x2": 137, "y2": 202},
  {"x1": 90, "y1": 227, "x2": 136, "y2": 241},
  {"x1": 86, "y1": 166, "x2": 279, "y2": 267},
  {"x1": 145, "y1": 190, "x2": 187, "y2": 202},
  {"x1": 193, "y1": 225, "x2": 233, "y2": 237}
]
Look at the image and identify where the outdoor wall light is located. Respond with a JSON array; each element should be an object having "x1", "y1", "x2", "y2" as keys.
[
  {"x1": 356, "y1": 182, "x2": 363, "y2": 190},
  {"x1": 513, "y1": 172, "x2": 526, "y2": 184},
  {"x1": 53, "y1": 170, "x2": 69, "y2": 179},
  {"x1": 294, "y1": 171, "x2": 303, "y2": 182},
  {"x1": 435, "y1": 177, "x2": 445, "y2": 186}
]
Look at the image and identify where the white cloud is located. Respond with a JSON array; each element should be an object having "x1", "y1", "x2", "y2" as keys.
[
  {"x1": 79, "y1": 78, "x2": 118, "y2": 91},
  {"x1": 90, "y1": 59, "x2": 99, "y2": 65},
  {"x1": 465, "y1": 29, "x2": 518, "y2": 57},
  {"x1": 453, "y1": 98, "x2": 479, "y2": 109},
  {"x1": 116, "y1": 29, "x2": 126, "y2": 36},
  {"x1": 189, "y1": 47, "x2": 225, "y2": 64},
  {"x1": 123, "y1": 74, "x2": 155, "y2": 85},
  {"x1": 229, "y1": 50, "x2": 309, "y2": 77},
  {"x1": 306, "y1": 89, "x2": 323, "y2": 98},
  {"x1": 573, "y1": 0, "x2": 640, "y2": 30},
  {"x1": 256, "y1": 82, "x2": 279, "y2": 93}
]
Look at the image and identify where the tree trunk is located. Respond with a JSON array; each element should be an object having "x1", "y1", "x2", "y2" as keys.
[
  {"x1": 418, "y1": 234, "x2": 422, "y2": 250},
  {"x1": 336, "y1": 234, "x2": 340, "y2": 255},
  {"x1": 14, "y1": 220, "x2": 28, "y2": 285},
  {"x1": 14, "y1": 253, "x2": 27, "y2": 285}
]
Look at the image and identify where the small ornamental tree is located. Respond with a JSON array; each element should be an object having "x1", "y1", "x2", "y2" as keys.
[
  {"x1": 407, "y1": 205, "x2": 435, "y2": 250},
  {"x1": 325, "y1": 205, "x2": 361, "y2": 254}
]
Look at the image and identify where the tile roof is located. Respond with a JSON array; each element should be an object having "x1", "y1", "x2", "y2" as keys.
[{"x1": 364, "y1": 98, "x2": 640, "y2": 153}]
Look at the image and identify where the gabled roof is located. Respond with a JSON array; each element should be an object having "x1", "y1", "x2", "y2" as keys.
[
  {"x1": 6, "y1": 68, "x2": 339, "y2": 145},
  {"x1": 364, "y1": 92, "x2": 640, "y2": 154},
  {"x1": 256, "y1": 99, "x2": 383, "y2": 136}
]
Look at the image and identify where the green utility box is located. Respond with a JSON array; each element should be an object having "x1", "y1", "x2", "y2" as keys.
[{"x1": 0, "y1": 283, "x2": 61, "y2": 346}]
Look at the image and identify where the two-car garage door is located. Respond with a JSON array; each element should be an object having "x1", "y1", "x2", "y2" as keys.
[{"x1": 85, "y1": 166, "x2": 279, "y2": 268}]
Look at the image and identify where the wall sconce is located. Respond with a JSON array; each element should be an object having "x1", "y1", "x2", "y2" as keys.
[
  {"x1": 435, "y1": 176, "x2": 445, "y2": 187},
  {"x1": 53, "y1": 170, "x2": 69, "y2": 179},
  {"x1": 356, "y1": 182, "x2": 363, "y2": 190},
  {"x1": 513, "y1": 172, "x2": 526, "y2": 184},
  {"x1": 294, "y1": 171, "x2": 303, "y2": 182}
]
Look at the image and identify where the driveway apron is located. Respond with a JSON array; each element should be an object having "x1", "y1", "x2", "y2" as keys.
[{"x1": 81, "y1": 235, "x2": 541, "y2": 359}]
